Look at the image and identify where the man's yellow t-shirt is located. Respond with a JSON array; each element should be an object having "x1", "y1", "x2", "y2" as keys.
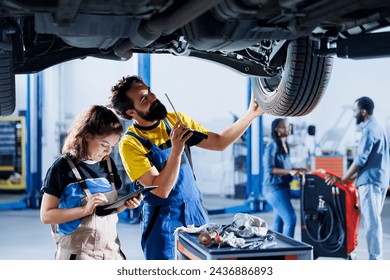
[{"x1": 119, "y1": 111, "x2": 209, "y2": 182}]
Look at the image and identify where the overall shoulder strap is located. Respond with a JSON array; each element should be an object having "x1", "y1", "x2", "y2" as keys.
[
  {"x1": 125, "y1": 131, "x2": 153, "y2": 150},
  {"x1": 105, "y1": 156, "x2": 116, "y2": 190},
  {"x1": 163, "y1": 118, "x2": 172, "y2": 135},
  {"x1": 63, "y1": 154, "x2": 92, "y2": 197},
  {"x1": 125, "y1": 131, "x2": 158, "y2": 170}
]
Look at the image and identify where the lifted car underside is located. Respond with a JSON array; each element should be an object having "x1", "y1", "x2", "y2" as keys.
[{"x1": 1, "y1": 0, "x2": 390, "y2": 116}]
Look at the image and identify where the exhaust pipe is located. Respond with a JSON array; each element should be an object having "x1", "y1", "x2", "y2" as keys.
[{"x1": 130, "y1": 0, "x2": 223, "y2": 47}]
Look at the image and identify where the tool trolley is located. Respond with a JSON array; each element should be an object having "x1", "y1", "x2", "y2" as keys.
[{"x1": 175, "y1": 230, "x2": 313, "y2": 260}]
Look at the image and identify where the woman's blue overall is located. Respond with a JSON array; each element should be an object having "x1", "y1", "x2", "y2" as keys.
[{"x1": 126, "y1": 119, "x2": 209, "y2": 260}]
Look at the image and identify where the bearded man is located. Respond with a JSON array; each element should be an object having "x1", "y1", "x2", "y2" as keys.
[
  {"x1": 325, "y1": 96, "x2": 389, "y2": 260},
  {"x1": 108, "y1": 75, "x2": 264, "y2": 260}
]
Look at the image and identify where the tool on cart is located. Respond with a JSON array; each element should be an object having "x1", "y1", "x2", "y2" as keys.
[
  {"x1": 219, "y1": 232, "x2": 246, "y2": 248},
  {"x1": 174, "y1": 223, "x2": 220, "y2": 235},
  {"x1": 174, "y1": 214, "x2": 313, "y2": 260},
  {"x1": 174, "y1": 213, "x2": 275, "y2": 250},
  {"x1": 198, "y1": 229, "x2": 223, "y2": 246},
  {"x1": 175, "y1": 229, "x2": 312, "y2": 260},
  {"x1": 223, "y1": 213, "x2": 268, "y2": 237},
  {"x1": 301, "y1": 169, "x2": 359, "y2": 259},
  {"x1": 239, "y1": 233, "x2": 277, "y2": 249}
]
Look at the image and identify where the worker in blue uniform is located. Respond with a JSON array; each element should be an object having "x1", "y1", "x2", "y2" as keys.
[{"x1": 108, "y1": 75, "x2": 264, "y2": 260}]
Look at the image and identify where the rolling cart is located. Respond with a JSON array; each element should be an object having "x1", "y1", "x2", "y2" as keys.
[{"x1": 175, "y1": 230, "x2": 313, "y2": 260}]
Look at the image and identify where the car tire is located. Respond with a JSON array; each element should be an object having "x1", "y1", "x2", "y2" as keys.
[
  {"x1": 0, "y1": 50, "x2": 16, "y2": 116},
  {"x1": 252, "y1": 38, "x2": 334, "y2": 116}
]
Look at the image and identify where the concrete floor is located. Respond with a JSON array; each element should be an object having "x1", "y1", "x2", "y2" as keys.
[{"x1": 0, "y1": 193, "x2": 390, "y2": 260}]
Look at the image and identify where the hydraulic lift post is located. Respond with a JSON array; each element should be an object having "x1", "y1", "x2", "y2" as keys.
[
  {"x1": 0, "y1": 73, "x2": 43, "y2": 210},
  {"x1": 208, "y1": 78, "x2": 269, "y2": 215}
]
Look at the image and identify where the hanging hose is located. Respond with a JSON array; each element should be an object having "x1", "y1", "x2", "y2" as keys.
[
  {"x1": 303, "y1": 198, "x2": 335, "y2": 244},
  {"x1": 318, "y1": 189, "x2": 345, "y2": 253},
  {"x1": 319, "y1": 218, "x2": 345, "y2": 253},
  {"x1": 302, "y1": 191, "x2": 346, "y2": 254}
]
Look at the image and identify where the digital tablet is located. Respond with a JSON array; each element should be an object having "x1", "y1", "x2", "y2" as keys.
[{"x1": 102, "y1": 185, "x2": 157, "y2": 210}]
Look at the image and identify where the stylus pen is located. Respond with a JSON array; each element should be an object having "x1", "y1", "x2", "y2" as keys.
[
  {"x1": 164, "y1": 93, "x2": 208, "y2": 140},
  {"x1": 165, "y1": 93, "x2": 185, "y2": 125}
]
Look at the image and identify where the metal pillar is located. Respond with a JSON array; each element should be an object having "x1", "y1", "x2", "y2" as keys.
[
  {"x1": 208, "y1": 78, "x2": 269, "y2": 215},
  {"x1": 0, "y1": 73, "x2": 43, "y2": 210},
  {"x1": 138, "y1": 53, "x2": 151, "y2": 86},
  {"x1": 28, "y1": 72, "x2": 43, "y2": 208}
]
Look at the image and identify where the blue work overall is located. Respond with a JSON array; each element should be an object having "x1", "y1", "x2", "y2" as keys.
[{"x1": 126, "y1": 119, "x2": 209, "y2": 260}]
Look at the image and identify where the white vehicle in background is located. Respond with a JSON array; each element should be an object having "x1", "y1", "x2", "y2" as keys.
[{"x1": 1, "y1": 0, "x2": 390, "y2": 116}]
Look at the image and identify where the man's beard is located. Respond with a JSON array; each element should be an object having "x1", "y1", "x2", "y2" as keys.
[
  {"x1": 355, "y1": 112, "x2": 364, "y2": 125},
  {"x1": 136, "y1": 100, "x2": 168, "y2": 122}
]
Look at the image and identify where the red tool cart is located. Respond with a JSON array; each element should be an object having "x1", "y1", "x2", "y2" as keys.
[{"x1": 301, "y1": 169, "x2": 360, "y2": 259}]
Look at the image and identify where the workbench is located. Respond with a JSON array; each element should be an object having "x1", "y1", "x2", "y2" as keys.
[{"x1": 175, "y1": 230, "x2": 313, "y2": 260}]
